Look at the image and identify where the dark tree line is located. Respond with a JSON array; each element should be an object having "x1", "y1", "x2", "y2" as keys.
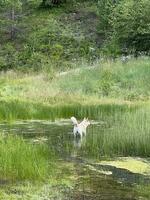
[{"x1": 41, "y1": 0, "x2": 66, "y2": 7}]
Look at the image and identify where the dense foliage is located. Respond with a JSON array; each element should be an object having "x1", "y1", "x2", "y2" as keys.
[
  {"x1": 98, "y1": 0, "x2": 150, "y2": 55},
  {"x1": 111, "y1": 0, "x2": 150, "y2": 55},
  {"x1": 41, "y1": 0, "x2": 65, "y2": 7},
  {"x1": 0, "y1": 0, "x2": 149, "y2": 71}
]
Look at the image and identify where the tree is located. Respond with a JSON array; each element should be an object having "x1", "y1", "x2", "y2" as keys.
[
  {"x1": 0, "y1": 0, "x2": 22, "y2": 40},
  {"x1": 97, "y1": 0, "x2": 120, "y2": 35},
  {"x1": 111, "y1": 0, "x2": 150, "y2": 54}
]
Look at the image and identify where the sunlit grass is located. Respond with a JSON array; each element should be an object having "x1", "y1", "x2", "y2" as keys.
[
  {"x1": 0, "y1": 98, "x2": 138, "y2": 121},
  {"x1": 0, "y1": 133, "x2": 54, "y2": 181},
  {"x1": 54, "y1": 57, "x2": 150, "y2": 101},
  {"x1": 0, "y1": 58, "x2": 149, "y2": 159},
  {"x1": 80, "y1": 104, "x2": 150, "y2": 158},
  {"x1": 0, "y1": 57, "x2": 150, "y2": 105}
]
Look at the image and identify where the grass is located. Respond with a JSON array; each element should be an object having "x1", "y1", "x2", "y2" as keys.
[
  {"x1": 54, "y1": 57, "x2": 150, "y2": 101},
  {"x1": 137, "y1": 185, "x2": 150, "y2": 199},
  {"x1": 0, "y1": 98, "x2": 137, "y2": 121},
  {"x1": 105, "y1": 105, "x2": 150, "y2": 157},
  {"x1": 0, "y1": 58, "x2": 149, "y2": 158},
  {"x1": 0, "y1": 160, "x2": 75, "y2": 200},
  {"x1": 79, "y1": 104, "x2": 150, "y2": 158},
  {"x1": 0, "y1": 57, "x2": 149, "y2": 180},
  {"x1": 0, "y1": 133, "x2": 54, "y2": 181},
  {"x1": 0, "y1": 1, "x2": 149, "y2": 199},
  {"x1": 0, "y1": 57, "x2": 149, "y2": 121},
  {"x1": 1, "y1": 57, "x2": 150, "y2": 103}
]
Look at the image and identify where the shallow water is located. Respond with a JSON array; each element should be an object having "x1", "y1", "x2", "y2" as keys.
[{"x1": 0, "y1": 120, "x2": 150, "y2": 199}]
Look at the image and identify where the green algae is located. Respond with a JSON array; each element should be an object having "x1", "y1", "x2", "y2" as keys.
[{"x1": 99, "y1": 157, "x2": 150, "y2": 175}]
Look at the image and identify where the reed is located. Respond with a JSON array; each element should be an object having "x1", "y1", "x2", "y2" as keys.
[
  {"x1": 0, "y1": 98, "x2": 137, "y2": 121},
  {"x1": 0, "y1": 133, "x2": 54, "y2": 181},
  {"x1": 80, "y1": 105, "x2": 150, "y2": 158}
]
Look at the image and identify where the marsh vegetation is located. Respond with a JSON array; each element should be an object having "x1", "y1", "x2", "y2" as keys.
[
  {"x1": 0, "y1": 0, "x2": 150, "y2": 199},
  {"x1": 0, "y1": 57, "x2": 150, "y2": 199}
]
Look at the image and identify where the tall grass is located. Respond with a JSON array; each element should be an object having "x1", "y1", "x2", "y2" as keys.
[
  {"x1": 79, "y1": 105, "x2": 150, "y2": 158},
  {"x1": 55, "y1": 57, "x2": 150, "y2": 101},
  {"x1": 0, "y1": 57, "x2": 149, "y2": 106},
  {"x1": 102, "y1": 106, "x2": 150, "y2": 157},
  {"x1": 0, "y1": 98, "x2": 137, "y2": 121},
  {"x1": 0, "y1": 134, "x2": 53, "y2": 181}
]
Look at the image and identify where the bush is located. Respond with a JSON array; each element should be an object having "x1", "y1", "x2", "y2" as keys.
[
  {"x1": 0, "y1": 44, "x2": 18, "y2": 70},
  {"x1": 98, "y1": 66, "x2": 120, "y2": 96}
]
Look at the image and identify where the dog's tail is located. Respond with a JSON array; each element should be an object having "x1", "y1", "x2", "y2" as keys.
[{"x1": 71, "y1": 116, "x2": 78, "y2": 125}]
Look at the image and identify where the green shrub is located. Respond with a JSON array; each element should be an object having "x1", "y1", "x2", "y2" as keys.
[
  {"x1": 99, "y1": 69, "x2": 115, "y2": 96},
  {"x1": 0, "y1": 44, "x2": 18, "y2": 70},
  {"x1": 0, "y1": 57, "x2": 6, "y2": 70}
]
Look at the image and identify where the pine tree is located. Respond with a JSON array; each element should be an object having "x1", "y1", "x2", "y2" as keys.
[{"x1": 0, "y1": 0, "x2": 22, "y2": 40}]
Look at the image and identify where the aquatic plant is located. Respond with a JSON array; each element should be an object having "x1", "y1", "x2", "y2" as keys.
[
  {"x1": 0, "y1": 133, "x2": 54, "y2": 181},
  {"x1": 0, "y1": 98, "x2": 136, "y2": 121},
  {"x1": 80, "y1": 105, "x2": 150, "y2": 158}
]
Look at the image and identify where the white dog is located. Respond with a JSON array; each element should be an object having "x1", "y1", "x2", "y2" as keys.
[{"x1": 71, "y1": 116, "x2": 90, "y2": 138}]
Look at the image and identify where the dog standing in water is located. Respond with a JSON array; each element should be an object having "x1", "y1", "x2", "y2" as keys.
[{"x1": 71, "y1": 117, "x2": 90, "y2": 138}]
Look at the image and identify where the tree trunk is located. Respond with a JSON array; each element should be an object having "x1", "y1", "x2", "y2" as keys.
[{"x1": 10, "y1": 6, "x2": 15, "y2": 40}]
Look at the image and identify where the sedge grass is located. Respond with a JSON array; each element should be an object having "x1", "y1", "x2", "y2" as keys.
[
  {"x1": 0, "y1": 133, "x2": 54, "y2": 181},
  {"x1": 0, "y1": 98, "x2": 137, "y2": 121},
  {"x1": 80, "y1": 105, "x2": 150, "y2": 158}
]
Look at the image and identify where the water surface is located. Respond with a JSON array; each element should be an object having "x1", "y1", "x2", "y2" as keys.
[{"x1": 0, "y1": 119, "x2": 149, "y2": 199}]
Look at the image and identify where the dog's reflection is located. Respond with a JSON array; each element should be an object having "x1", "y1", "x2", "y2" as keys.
[
  {"x1": 71, "y1": 136, "x2": 85, "y2": 158},
  {"x1": 73, "y1": 134, "x2": 86, "y2": 149}
]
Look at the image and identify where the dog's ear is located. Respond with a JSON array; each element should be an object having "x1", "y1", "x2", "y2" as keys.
[{"x1": 85, "y1": 118, "x2": 89, "y2": 122}]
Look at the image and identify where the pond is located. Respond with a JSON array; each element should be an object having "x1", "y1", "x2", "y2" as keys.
[{"x1": 0, "y1": 116, "x2": 150, "y2": 200}]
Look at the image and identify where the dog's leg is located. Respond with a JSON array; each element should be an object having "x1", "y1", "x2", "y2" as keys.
[
  {"x1": 82, "y1": 128, "x2": 86, "y2": 136},
  {"x1": 73, "y1": 127, "x2": 77, "y2": 137},
  {"x1": 79, "y1": 129, "x2": 83, "y2": 139}
]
